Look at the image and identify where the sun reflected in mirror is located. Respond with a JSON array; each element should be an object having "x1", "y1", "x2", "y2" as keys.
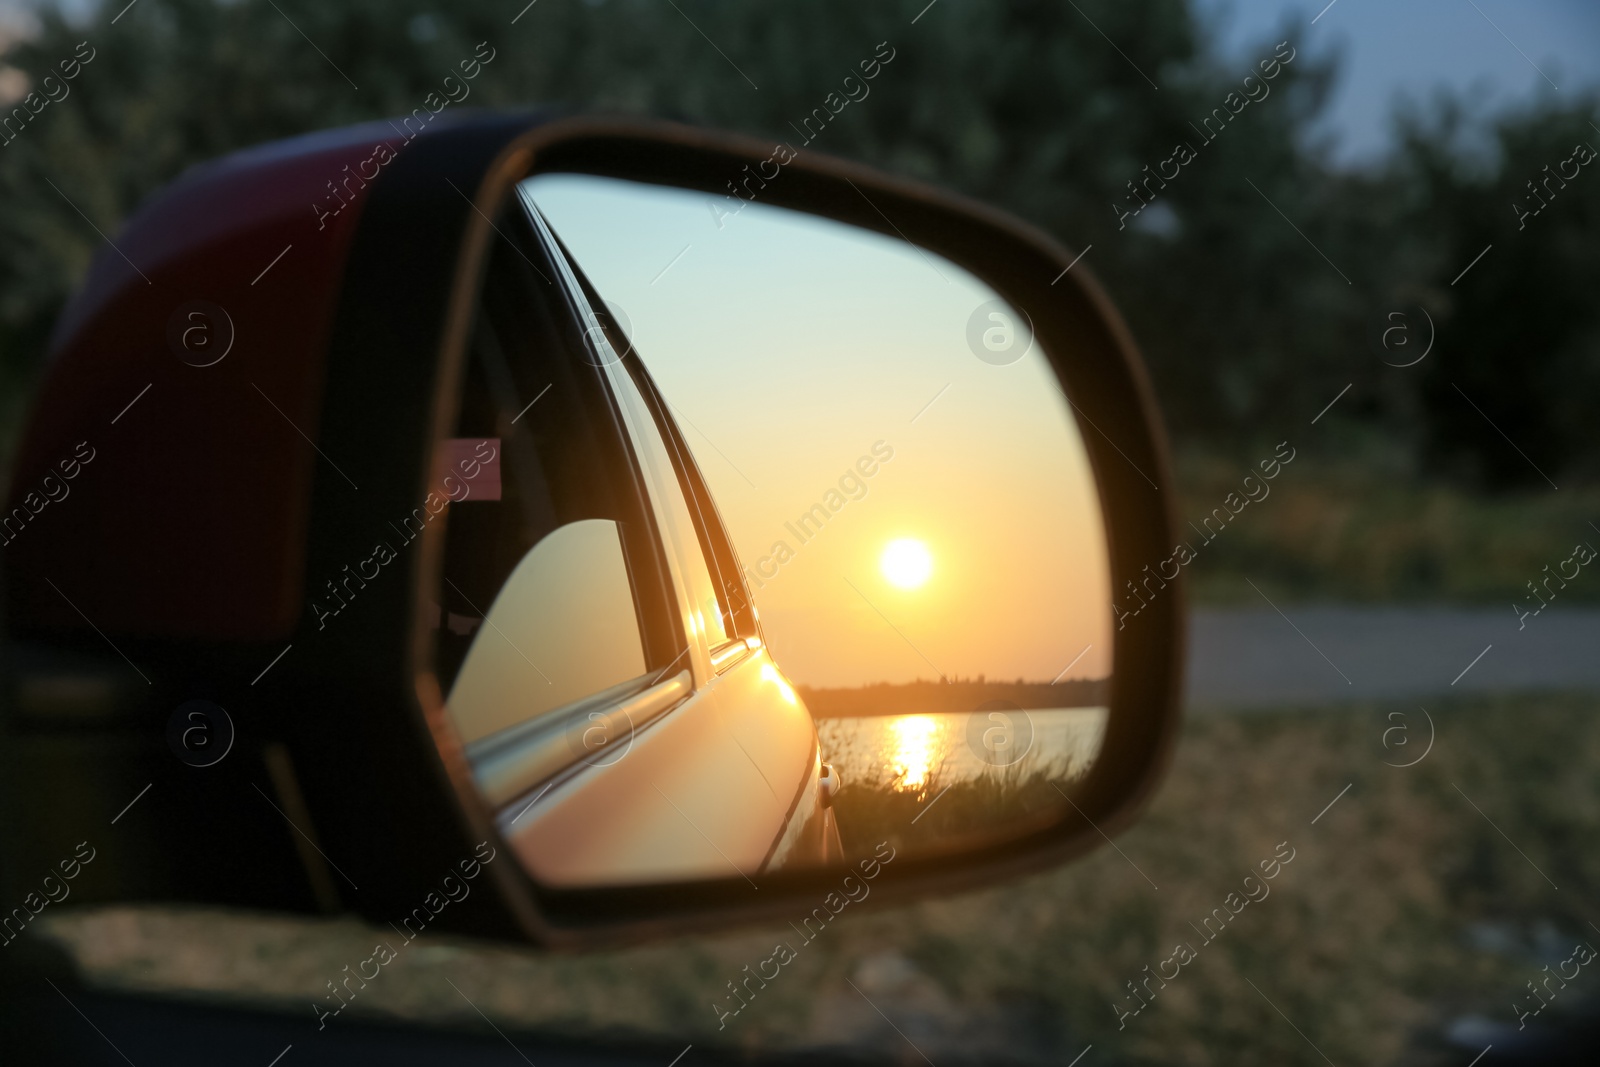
[{"x1": 880, "y1": 538, "x2": 933, "y2": 590}]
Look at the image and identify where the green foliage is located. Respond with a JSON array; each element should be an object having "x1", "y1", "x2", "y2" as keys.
[
  {"x1": 1178, "y1": 446, "x2": 1600, "y2": 603},
  {"x1": 1, "y1": 0, "x2": 1597, "y2": 493},
  {"x1": 1401, "y1": 100, "x2": 1600, "y2": 487}
]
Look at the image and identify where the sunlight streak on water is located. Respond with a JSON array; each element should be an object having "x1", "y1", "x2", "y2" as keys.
[
  {"x1": 888, "y1": 715, "x2": 943, "y2": 795},
  {"x1": 818, "y1": 708, "x2": 1107, "y2": 796}
]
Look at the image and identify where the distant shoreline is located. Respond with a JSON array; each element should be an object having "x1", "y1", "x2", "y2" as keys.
[{"x1": 796, "y1": 677, "x2": 1109, "y2": 717}]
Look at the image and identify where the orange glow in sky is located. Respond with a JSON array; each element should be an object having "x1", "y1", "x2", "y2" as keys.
[{"x1": 530, "y1": 175, "x2": 1113, "y2": 689}]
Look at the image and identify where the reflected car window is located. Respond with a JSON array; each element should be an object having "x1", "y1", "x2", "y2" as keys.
[
  {"x1": 599, "y1": 312, "x2": 735, "y2": 655},
  {"x1": 433, "y1": 217, "x2": 673, "y2": 741},
  {"x1": 446, "y1": 517, "x2": 647, "y2": 745}
]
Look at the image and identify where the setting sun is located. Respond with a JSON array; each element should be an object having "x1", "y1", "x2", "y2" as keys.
[{"x1": 880, "y1": 538, "x2": 933, "y2": 590}]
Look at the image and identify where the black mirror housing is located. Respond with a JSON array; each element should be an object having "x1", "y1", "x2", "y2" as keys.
[{"x1": 1, "y1": 111, "x2": 1184, "y2": 948}]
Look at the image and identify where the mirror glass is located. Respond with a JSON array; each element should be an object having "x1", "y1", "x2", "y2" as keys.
[
  {"x1": 430, "y1": 171, "x2": 1114, "y2": 887},
  {"x1": 447, "y1": 517, "x2": 648, "y2": 746}
]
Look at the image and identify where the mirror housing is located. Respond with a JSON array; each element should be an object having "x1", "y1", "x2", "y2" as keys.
[{"x1": 0, "y1": 111, "x2": 1184, "y2": 947}]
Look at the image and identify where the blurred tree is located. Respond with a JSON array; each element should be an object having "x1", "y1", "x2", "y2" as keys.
[
  {"x1": 0, "y1": 0, "x2": 1595, "y2": 490},
  {"x1": 1393, "y1": 96, "x2": 1600, "y2": 488}
]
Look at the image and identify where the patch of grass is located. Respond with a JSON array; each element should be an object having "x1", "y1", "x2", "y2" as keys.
[
  {"x1": 1176, "y1": 450, "x2": 1600, "y2": 604},
  {"x1": 830, "y1": 766, "x2": 1077, "y2": 855},
  {"x1": 34, "y1": 692, "x2": 1600, "y2": 1065},
  {"x1": 812, "y1": 710, "x2": 1099, "y2": 855}
]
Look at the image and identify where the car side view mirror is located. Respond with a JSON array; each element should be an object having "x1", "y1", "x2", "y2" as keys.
[{"x1": 1, "y1": 113, "x2": 1184, "y2": 947}]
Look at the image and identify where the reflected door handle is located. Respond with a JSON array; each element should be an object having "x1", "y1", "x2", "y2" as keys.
[{"x1": 819, "y1": 761, "x2": 839, "y2": 806}]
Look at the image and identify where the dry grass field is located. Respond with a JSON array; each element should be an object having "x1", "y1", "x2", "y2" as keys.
[{"x1": 34, "y1": 691, "x2": 1600, "y2": 1065}]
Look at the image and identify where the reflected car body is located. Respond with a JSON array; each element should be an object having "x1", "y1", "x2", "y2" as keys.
[{"x1": 1, "y1": 113, "x2": 838, "y2": 928}]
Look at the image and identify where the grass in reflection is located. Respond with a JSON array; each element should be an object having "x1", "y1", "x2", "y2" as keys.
[
  {"x1": 829, "y1": 765, "x2": 1079, "y2": 854},
  {"x1": 815, "y1": 709, "x2": 1102, "y2": 852}
]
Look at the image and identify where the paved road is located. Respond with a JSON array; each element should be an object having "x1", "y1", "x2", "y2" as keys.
[{"x1": 1185, "y1": 606, "x2": 1600, "y2": 709}]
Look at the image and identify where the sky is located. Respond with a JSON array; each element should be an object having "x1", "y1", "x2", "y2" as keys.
[
  {"x1": 529, "y1": 174, "x2": 1113, "y2": 691},
  {"x1": 1194, "y1": 0, "x2": 1600, "y2": 164}
]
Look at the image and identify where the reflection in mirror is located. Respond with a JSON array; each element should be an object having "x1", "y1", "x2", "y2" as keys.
[
  {"x1": 433, "y1": 171, "x2": 1111, "y2": 887},
  {"x1": 448, "y1": 518, "x2": 647, "y2": 745}
]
